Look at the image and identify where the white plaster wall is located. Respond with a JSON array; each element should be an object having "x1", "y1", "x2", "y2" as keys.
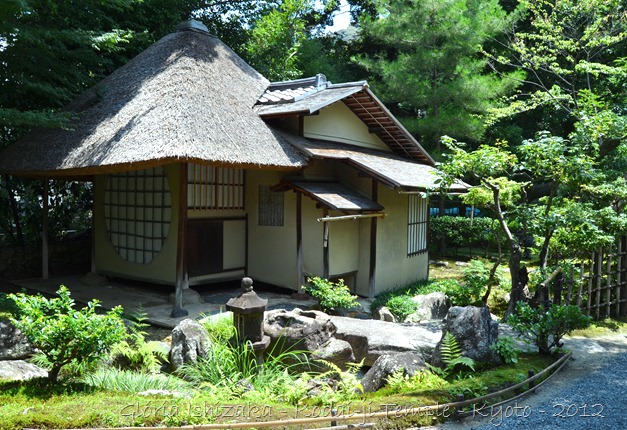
[
  {"x1": 304, "y1": 102, "x2": 392, "y2": 152},
  {"x1": 374, "y1": 188, "x2": 429, "y2": 294},
  {"x1": 246, "y1": 170, "x2": 299, "y2": 289}
]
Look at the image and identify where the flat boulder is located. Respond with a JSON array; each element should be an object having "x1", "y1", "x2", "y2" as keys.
[
  {"x1": 360, "y1": 351, "x2": 426, "y2": 392},
  {"x1": 169, "y1": 319, "x2": 211, "y2": 371},
  {"x1": 0, "y1": 360, "x2": 47, "y2": 381},
  {"x1": 0, "y1": 319, "x2": 36, "y2": 360},
  {"x1": 264, "y1": 308, "x2": 336, "y2": 353},
  {"x1": 330, "y1": 316, "x2": 440, "y2": 366},
  {"x1": 432, "y1": 306, "x2": 500, "y2": 366}
]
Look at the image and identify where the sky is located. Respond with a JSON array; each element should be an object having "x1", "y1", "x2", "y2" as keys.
[{"x1": 326, "y1": 0, "x2": 351, "y2": 32}]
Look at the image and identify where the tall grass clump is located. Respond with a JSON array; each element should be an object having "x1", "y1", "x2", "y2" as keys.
[{"x1": 82, "y1": 368, "x2": 190, "y2": 393}]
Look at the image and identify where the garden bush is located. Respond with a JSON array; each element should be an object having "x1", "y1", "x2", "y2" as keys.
[
  {"x1": 9, "y1": 285, "x2": 127, "y2": 381},
  {"x1": 304, "y1": 276, "x2": 359, "y2": 313},
  {"x1": 430, "y1": 216, "x2": 503, "y2": 255},
  {"x1": 385, "y1": 295, "x2": 417, "y2": 321},
  {"x1": 507, "y1": 302, "x2": 592, "y2": 354}
]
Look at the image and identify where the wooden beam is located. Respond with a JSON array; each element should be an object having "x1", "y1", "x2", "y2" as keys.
[
  {"x1": 369, "y1": 180, "x2": 378, "y2": 298},
  {"x1": 172, "y1": 163, "x2": 189, "y2": 318},
  {"x1": 297, "y1": 193, "x2": 303, "y2": 287},
  {"x1": 42, "y1": 178, "x2": 49, "y2": 280},
  {"x1": 323, "y1": 207, "x2": 329, "y2": 279}
]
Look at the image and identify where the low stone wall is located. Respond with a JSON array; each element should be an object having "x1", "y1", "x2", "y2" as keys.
[{"x1": 0, "y1": 234, "x2": 91, "y2": 280}]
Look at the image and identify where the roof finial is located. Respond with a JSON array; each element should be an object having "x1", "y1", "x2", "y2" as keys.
[
  {"x1": 175, "y1": 19, "x2": 210, "y2": 35},
  {"x1": 315, "y1": 73, "x2": 327, "y2": 88}
]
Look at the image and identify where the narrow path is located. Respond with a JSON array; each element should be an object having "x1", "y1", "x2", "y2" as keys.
[{"x1": 428, "y1": 332, "x2": 627, "y2": 430}]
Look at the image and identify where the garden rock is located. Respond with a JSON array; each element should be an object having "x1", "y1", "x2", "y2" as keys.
[
  {"x1": 0, "y1": 360, "x2": 47, "y2": 381},
  {"x1": 330, "y1": 316, "x2": 440, "y2": 366},
  {"x1": 431, "y1": 306, "x2": 500, "y2": 367},
  {"x1": 169, "y1": 319, "x2": 211, "y2": 371},
  {"x1": 360, "y1": 351, "x2": 426, "y2": 392},
  {"x1": 264, "y1": 308, "x2": 336, "y2": 353},
  {"x1": 408, "y1": 292, "x2": 451, "y2": 321},
  {"x1": 0, "y1": 320, "x2": 36, "y2": 360},
  {"x1": 312, "y1": 338, "x2": 355, "y2": 370},
  {"x1": 373, "y1": 306, "x2": 396, "y2": 322}
]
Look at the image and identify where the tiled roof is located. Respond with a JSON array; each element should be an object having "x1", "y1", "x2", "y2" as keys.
[
  {"x1": 255, "y1": 74, "x2": 434, "y2": 165},
  {"x1": 281, "y1": 136, "x2": 468, "y2": 193}
]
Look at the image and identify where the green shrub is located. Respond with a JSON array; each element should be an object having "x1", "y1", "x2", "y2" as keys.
[
  {"x1": 385, "y1": 295, "x2": 417, "y2": 321},
  {"x1": 0, "y1": 292, "x2": 21, "y2": 320},
  {"x1": 507, "y1": 302, "x2": 592, "y2": 355},
  {"x1": 304, "y1": 277, "x2": 359, "y2": 313},
  {"x1": 490, "y1": 336, "x2": 521, "y2": 364},
  {"x1": 9, "y1": 285, "x2": 127, "y2": 381},
  {"x1": 201, "y1": 313, "x2": 235, "y2": 343},
  {"x1": 430, "y1": 216, "x2": 503, "y2": 252}
]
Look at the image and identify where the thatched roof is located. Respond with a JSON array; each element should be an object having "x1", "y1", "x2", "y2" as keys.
[
  {"x1": 284, "y1": 136, "x2": 468, "y2": 193},
  {"x1": 0, "y1": 21, "x2": 307, "y2": 178}
]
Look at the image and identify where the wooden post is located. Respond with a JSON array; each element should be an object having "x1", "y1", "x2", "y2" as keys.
[
  {"x1": 369, "y1": 180, "x2": 378, "y2": 298},
  {"x1": 596, "y1": 249, "x2": 603, "y2": 320},
  {"x1": 606, "y1": 253, "x2": 612, "y2": 318},
  {"x1": 42, "y1": 178, "x2": 49, "y2": 280},
  {"x1": 323, "y1": 207, "x2": 329, "y2": 279},
  {"x1": 577, "y1": 261, "x2": 584, "y2": 308},
  {"x1": 619, "y1": 236, "x2": 627, "y2": 317},
  {"x1": 616, "y1": 237, "x2": 623, "y2": 318},
  {"x1": 90, "y1": 180, "x2": 96, "y2": 273},
  {"x1": 296, "y1": 193, "x2": 303, "y2": 287},
  {"x1": 172, "y1": 163, "x2": 189, "y2": 318},
  {"x1": 587, "y1": 256, "x2": 594, "y2": 316}
]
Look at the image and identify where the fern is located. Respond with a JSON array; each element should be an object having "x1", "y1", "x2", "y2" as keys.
[
  {"x1": 108, "y1": 309, "x2": 168, "y2": 373},
  {"x1": 440, "y1": 332, "x2": 463, "y2": 366},
  {"x1": 432, "y1": 332, "x2": 476, "y2": 380},
  {"x1": 312, "y1": 359, "x2": 364, "y2": 402}
]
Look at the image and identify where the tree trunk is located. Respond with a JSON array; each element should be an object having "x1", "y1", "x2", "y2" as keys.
[
  {"x1": 485, "y1": 180, "x2": 525, "y2": 317},
  {"x1": 482, "y1": 254, "x2": 503, "y2": 305},
  {"x1": 506, "y1": 245, "x2": 524, "y2": 317},
  {"x1": 539, "y1": 181, "x2": 558, "y2": 269},
  {"x1": 48, "y1": 364, "x2": 62, "y2": 382}
]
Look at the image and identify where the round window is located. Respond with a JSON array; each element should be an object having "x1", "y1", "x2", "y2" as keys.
[{"x1": 104, "y1": 167, "x2": 172, "y2": 264}]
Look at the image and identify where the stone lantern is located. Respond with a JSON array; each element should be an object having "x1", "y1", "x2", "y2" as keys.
[{"x1": 226, "y1": 277, "x2": 271, "y2": 364}]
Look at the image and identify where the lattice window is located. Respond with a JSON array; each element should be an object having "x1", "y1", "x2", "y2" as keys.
[
  {"x1": 408, "y1": 194, "x2": 428, "y2": 256},
  {"x1": 104, "y1": 167, "x2": 171, "y2": 264},
  {"x1": 258, "y1": 185, "x2": 284, "y2": 226},
  {"x1": 188, "y1": 164, "x2": 244, "y2": 210}
]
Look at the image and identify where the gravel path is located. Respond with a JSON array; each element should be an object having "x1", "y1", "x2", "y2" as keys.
[{"x1": 431, "y1": 332, "x2": 627, "y2": 430}]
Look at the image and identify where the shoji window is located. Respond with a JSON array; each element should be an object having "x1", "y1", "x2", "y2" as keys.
[
  {"x1": 408, "y1": 194, "x2": 428, "y2": 256},
  {"x1": 188, "y1": 164, "x2": 244, "y2": 210},
  {"x1": 258, "y1": 185, "x2": 284, "y2": 226},
  {"x1": 104, "y1": 167, "x2": 172, "y2": 264}
]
